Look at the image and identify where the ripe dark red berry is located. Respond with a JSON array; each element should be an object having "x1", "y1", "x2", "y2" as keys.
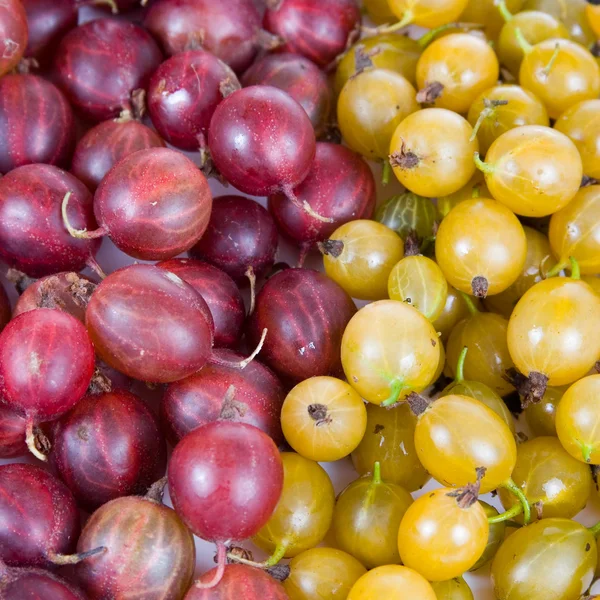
[
  {"x1": 0, "y1": 308, "x2": 95, "y2": 460},
  {"x1": 269, "y1": 142, "x2": 376, "y2": 250},
  {"x1": 148, "y1": 49, "x2": 240, "y2": 151},
  {"x1": 0, "y1": 463, "x2": 81, "y2": 568},
  {"x1": 75, "y1": 488, "x2": 195, "y2": 600},
  {"x1": 0, "y1": 164, "x2": 100, "y2": 278},
  {"x1": 208, "y1": 86, "x2": 323, "y2": 220},
  {"x1": 0, "y1": 405, "x2": 27, "y2": 459},
  {"x1": 190, "y1": 195, "x2": 279, "y2": 283},
  {"x1": 143, "y1": 0, "x2": 264, "y2": 73},
  {"x1": 248, "y1": 268, "x2": 356, "y2": 382},
  {"x1": 0, "y1": 0, "x2": 28, "y2": 76},
  {"x1": 86, "y1": 264, "x2": 216, "y2": 384},
  {"x1": 0, "y1": 74, "x2": 74, "y2": 174},
  {"x1": 65, "y1": 148, "x2": 212, "y2": 260},
  {"x1": 161, "y1": 348, "x2": 285, "y2": 446},
  {"x1": 157, "y1": 258, "x2": 245, "y2": 349},
  {"x1": 51, "y1": 390, "x2": 167, "y2": 512},
  {"x1": 71, "y1": 117, "x2": 165, "y2": 192},
  {"x1": 0, "y1": 562, "x2": 86, "y2": 600},
  {"x1": 185, "y1": 564, "x2": 289, "y2": 599},
  {"x1": 53, "y1": 18, "x2": 162, "y2": 122},
  {"x1": 0, "y1": 284, "x2": 9, "y2": 332},
  {"x1": 242, "y1": 53, "x2": 331, "y2": 135},
  {"x1": 21, "y1": 0, "x2": 77, "y2": 62},
  {"x1": 168, "y1": 421, "x2": 284, "y2": 588},
  {"x1": 263, "y1": 0, "x2": 360, "y2": 68}
]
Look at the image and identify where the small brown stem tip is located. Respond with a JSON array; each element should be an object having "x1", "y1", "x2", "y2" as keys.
[
  {"x1": 416, "y1": 81, "x2": 444, "y2": 104},
  {"x1": 406, "y1": 392, "x2": 432, "y2": 416},
  {"x1": 317, "y1": 239, "x2": 344, "y2": 258},
  {"x1": 307, "y1": 403, "x2": 332, "y2": 426},
  {"x1": 471, "y1": 276, "x2": 488, "y2": 298},
  {"x1": 446, "y1": 466, "x2": 486, "y2": 509}
]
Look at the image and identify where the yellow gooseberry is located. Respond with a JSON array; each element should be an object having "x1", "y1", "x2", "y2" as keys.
[
  {"x1": 437, "y1": 172, "x2": 490, "y2": 219},
  {"x1": 347, "y1": 565, "x2": 437, "y2": 600},
  {"x1": 460, "y1": 0, "x2": 525, "y2": 40},
  {"x1": 432, "y1": 284, "x2": 481, "y2": 342}
]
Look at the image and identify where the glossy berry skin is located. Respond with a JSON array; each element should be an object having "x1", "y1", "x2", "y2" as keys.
[
  {"x1": 0, "y1": 309, "x2": 95, "y2": 424},
  {"x1": 208, "y1": 86, "x2": 315, "y2": 197},
  {"x1": 523, "y1": 0, "x2": 593, "y2": 45},
  {"x1": 0, "y1": 463, "x2": 80, "y2": 568},
  {"x1": 95, "y1": 148, "x2": 212, "y2": 260},
  {"x1": 284, "y1": 548, "x2": 366, "y2": 600},
  {"x1": 186, "y1": 564, "x2": 288, "y2": 600},
  {"x1": 143, "y1": 0, "x2": 262, "y2": 73},
  {"x1": 352, "y1": 403, "x2": 430, "y2": 492},
  {"x1": 491, "y1": 518, "x2": 596, "y2": 600},
  {"x1": 71, "y1": 118, "x2": 165, "y2": 192},
  {"x1": 347, "y1": 565, "x2": 437, "y2": 600},
  {"x1": 0, "y1": 164, "x2": 99, "y2": 278},
  {"x1": 507, "y1": 278, "x2": 600, "y2": 387},
  {"x1": 247, "y1": 268, "x2": 356, "y2": 382},
  {"x1": 168, "y1": 421, "x2": 284, "y2": 543},
  {"x1": 76, "y1": 495, "x2": 195, "y2": 600},
  {"x1": 243, "y1": 53, "x2": 331, "y2": 135},
  {"x1": 498, "y1": 436, "x2": 592, "y2": 521},
  {"x1": 524, "y1": 386, "x2": 564, "y2": 438},
  {"x1": 0, "y1": 564, "x2": 86, "y2": 600},
  {"x1": 148, "y1": 50, "x2": 239, "y2": 151},
  {"x1": 0, "y1": 405, "x2": 27, "y2": 458},
  {"x1": 53, "y1": 18, "x2": 163, "y2": 122},
  {"x1": 460, "y1": 0, "x2": 525, "y2": 40},
  {"x1": 263, "y1": 0, "x2": 360, "y2": 68},
  {"x1": 51, "y1": 391, "x2": 167, "y2": 512},
  {"x1": 0, "y1": 0, "x2": 27, "y2": 76},
  {"x1": 157, "y1": 258, "x2": 245, "y2": 349},
  {"x1": 254, "y1": 453, "x2": 335, "y2": 559},
  {"x1": 22, "y1": 0, "x2": 77, "y2": 61},
  {"x1": 0, "y1": 75, "x2": 75, "y2": 174},
  {"x1": 398, "y1": 487, "x2": 489, "y2": 581},
  {"x1": 376, "y1": 193, "x2": 437, "y2": 243},
  {"x1": 431, "y1": 578, "x2": 473, "y2": 600},
  {"x1": 269, "y1": 143, "x2": 376, "y2": 246},
  {"x1": 161, "y1": 349, "x2": 285, "y2": 446},
  {"x1": 190, "y1": 195, "x2": 278, "y2": 281},
  {"x1": 86, "y1": 264, "x2": 215, "y2": 383}
]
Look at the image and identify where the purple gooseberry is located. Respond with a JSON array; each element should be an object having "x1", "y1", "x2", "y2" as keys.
[
  {"x1": 242, "y1": 53, "x2": 331, "y2": 135},
  {"x1": 247, "y1": 268, "x2": 356, "y2": 382},
  {"x1": 0, "y1": 308, "x2": 95, "y2": 459},
  {"x1": 0, "y1": 405, "x2": 27, "y2": 459},
  {"x1": 268, "y1": 142, "x2": 376, "y2": 256},
  {"x1": 0, "y1": 74, "x2": 75, "y2": 174},
  {"x1": 148, "y1": 49, "x2": 240, "y2": 151},
  {"x1": 0, "y1": 284, "x2": 9, "y2": 332},
  {"x1": 0, "y1": 164, "x2": 100, "y2": 278},
  {"x1": 263, "y1": 0, "x2": 361, "y2": 68},
  {"x1": 168, "y1": 421, "x2": 284, "y2": 588},
  {"x1": 208, "y1": 85, "x2": 326, "y2": 221},
  {"x1": 0, "y1": 0, "x2": 28, "y2": 76},
  {"x1": 186, "y1": 564, "x2": 288, "y2": 599},
  {"x1": 157, "y1": 258, "x2": 245, "y2": 349},
  {"x1": 51, "y1": 390, "x2": 167, "y2": 512},
  {"x1": 0, "y1": 463, "x2": 84, "y2": 568},
  {"x1": 143, "y1": 0, "x2": 268, "y2": 73},
  {"x1": 53, "y1": 18, "x2": 162, "y2": 122},
  {"x1": 21, "y1": 0, "x2": 77, "y2": 62},
  {"x1": 0, "y1": 561, "x2": 86, "y2": 600},
  {"x1": 75, "y1": 484, "x2": 195, "y2": 600},
  {"x1": 64, "y1": 148, "x2": 212, "y2": 260},
  {"x1": 71, "y1": 116, "x2": 165, "y2": 192},
  {"x1": 189, "y1": 195, "x2": 278, "y2": 300},
  {"x1": 161, "y1": 348, "x2": 285, "y2": 446}
]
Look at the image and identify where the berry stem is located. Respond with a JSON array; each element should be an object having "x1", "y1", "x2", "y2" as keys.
[
  {"x1": 372, "y1": 461, "x2": 382, "y2": 485},
  {"x1": 381, "y1": 379, "x2": 404, "y2": 407},
  {"x1": 195, "y1": 542, "x2": 226, "y2": 589},
  {"x1": 228, "y1": 544, "x2": 287, "y2": 569},
  {"x1": 589, "y1": 521, "x2": 600, "y2": 537},
  {"x1": 542, "y1": 43, "x2": 561, "y2": 77},
  {"x1": 245, "y1": 266, "x2": 256, "y2": 315},
  {"x1": 455, "y1": 346, "x2": 468, "y2": 382},
  {"x1": 48, "y1": 546, "x2": 106, "y2": 565},
  {"x1": 362, "y1": 10, "x2": 413, "y2": 36},
  {"x1": 212, "y1": 328, "x2": 268, "y2": 370},
  {"x1": 500, "y1": 478, "x2": 531, "y2": 525},
  {"x1": 145, "y1": 477, "x2": 168, "y2": 504},
  {"x1": 474, "y1": 152, "x2": 495, "y2": 175},
  {"x1": 470, "y1": 99, "x2": 509, "y2": 141},
  {"x1": 417, "y1": 21, "x2": 486, "y2": 48},
  {"x1": 62, "y1": 192, "x2": 107, "y2": 240},
  {"x1": 382, "y1": 160, "x2": 391, "y2": 186},
  {"x1": 25, "y1": 418, "x2": 47, "y2": 462},
  {"x1": 545, "y1": 259, "x2": 568, "y2": 278},
  {"x1": 514, "y1": 27, "x2": 533, "y2": 55},
  {"x1": 458, "y1": 291, "x2": 480, "y2": 315},
  {"x1": 487, "y1": 502, "x2": 523, "y2": 524},
  {"x1": 495, "y1": 0, "x2": 514, "y2": 22},
  {"x1": 568, "y1": 256, "x2": 581, "y2": 280},
  {"x1": 282, "y1": 186, "x2": 332, "y2": 223}
]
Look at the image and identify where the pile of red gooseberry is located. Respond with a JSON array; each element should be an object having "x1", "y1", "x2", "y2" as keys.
[{"x1": 3, "y1": 0, "x2": 600, "y2": 598}]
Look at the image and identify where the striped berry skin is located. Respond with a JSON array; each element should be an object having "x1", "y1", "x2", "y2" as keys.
[
  {"x1": 263, "y1": 0, "x2": 361, "y2": 68},
  {"x1": 0, "y1": 405, "x2": 27, "y2": 458},
  {"x1": 0, "y1": 0, "x2": 28, "y2": 76},
  {"x1": 157, "y1": 259, "x2": 245, "y2": 349},
  {"x1": 247, "y1": 268, "x2": 356, "y2": 382},
  {"x1": 0, "y1": 564, "x2": 86, "y2": 600},
  {"x1": 185, "y1": 564, "x2": 289, "y2": 599},
  {"x1": 148, "y1": 49, "x2": 240, "y2": 151},
  {"x1": 0, "y1": 164, "x2": 100, "y2": 278},
  {"x1": 0, "y1": 75, "x2": 75, "y2": 174},
  {"x1": 0, "y1": 464, "x2": 80, "y2": 568},
  {"x1": 161, "y1": 349, "x2": 285, "y2": 446},
  {"x1": 76, "y1": 495, "x2": 195, "y2": 600},
  {"x1": 269, "y1": 143, "x2": 376, "y2": 246},
  {"x1": 71, "y1": 119, "x2": 165, "y2": 192},
  {"x1": 51, "y1": 390, "x2": 167, "y2": 512},
  {"x1": 53, "y1": 18, "x2": 162, "y2": 123}
]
